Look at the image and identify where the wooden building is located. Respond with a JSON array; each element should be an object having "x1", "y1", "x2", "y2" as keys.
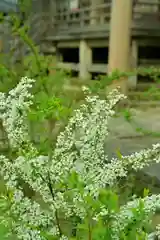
[
  {"x1": 1, "y1": 0, "x2": 160, "y2": 87},
  {"x1": 40, "y1": 0, "x2": 160, "y2": 87}
]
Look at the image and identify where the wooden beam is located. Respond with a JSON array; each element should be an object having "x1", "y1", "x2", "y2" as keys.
[
  {"x1": 57, "y1": 41, "x2": 79, "y2": 48},
  {"x1": 88, "y1": 64, "x2": 107, "y2": 73},
  {"x1": 137, "y1": 39, "x2": 160, "y2": 46},
  {"x1": 139, "y1": 59, "x2": 160, "y2": 66},
  {"x1": 57, "y1": 61, "x2": 160, "y2": 73},
  {"x1": 45, "y1": 25, "x2": 160, "y2": 42},
  {"x1": 57, "y1": 62, "x2": 108, "y2": 73},
  {"x1": 88, "y1": 39, "x2": 109, "y2": 47},
  {"x1": 57, "y1": 62, "x2": 79, "y2": 71}
]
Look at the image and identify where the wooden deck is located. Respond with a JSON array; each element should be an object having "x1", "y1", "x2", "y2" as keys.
[{"x1": 46, "y1": 1, "x2": 160, "y2": 40}]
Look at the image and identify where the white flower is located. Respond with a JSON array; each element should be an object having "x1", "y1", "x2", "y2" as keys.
[
  {"x1": 0, "y1": 76, "x2": 35, "y2": 148},
  {"x1": 111, "y1": 194, "x2": 160, "y2": 238},
  {"x1": 1, "y1": 78, "x2": 160, "y2": 239}
]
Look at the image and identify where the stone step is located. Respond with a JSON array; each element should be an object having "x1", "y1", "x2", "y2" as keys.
[
  {"x1": 127, "y1": 100, "x2": 160, "y2": 108},
  {"x1": 128, "y1": 91, "x2": 160, "y2": 100}
]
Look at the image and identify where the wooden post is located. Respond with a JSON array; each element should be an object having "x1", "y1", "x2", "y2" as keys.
[
  {"x1": 79, "y1": 40, "x2": 92, "y2": 79},
  {"x1": 128, "y1": 40, "x2": 138, "y2": 89},
  {"x1": 90, "y1": 0, "x2": 98, "y2": 25},
  {"x1": 90, "y1": 0, "x2": 103, "y2": 25},
  {"x1": 108, "y1": 0, "x2": 133, "y2": 94},
  {"x1": 0, "y1": 39, "x2": 2, "y2": 52},
  {"x1": 55, "y1": 45, "x2": 63, "y2": 62}
]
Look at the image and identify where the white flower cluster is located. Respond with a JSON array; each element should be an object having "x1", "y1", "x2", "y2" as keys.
[
  {"x1": 0, "y1": 76, "x2": 35, "y2": 148},
  {"x1": 112, "y1": 194, "x2": 160, "y2": 239},
  {"x1": 1, "y1": 78, "x2": 160, "y2": 239},
  {"x1": 156, "y1": 224, "x2": 160, "y2": 239}
]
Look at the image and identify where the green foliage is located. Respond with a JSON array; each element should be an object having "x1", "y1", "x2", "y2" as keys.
[
  {"x1": 0, "y1": 180, "x2": 155, "y2": 239},
  {"x1": 0, "y1": 194, "x2": 14, "y2": 240},
  {"x1": 68, "y1": 188, "x2": 151, "y2": 239}
]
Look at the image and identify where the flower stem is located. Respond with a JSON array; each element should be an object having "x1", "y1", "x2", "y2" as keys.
[{"x1": 47, "y1": 171, "x2": 63, "y2": 237}]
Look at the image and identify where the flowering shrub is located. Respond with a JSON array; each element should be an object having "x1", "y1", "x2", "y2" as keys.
[
  {"x1": 1, "y1": 77, "x2": 160, "y2": 239},
  {"x1": 0, "y1": 76, "x2": 35, "y2": 148}
]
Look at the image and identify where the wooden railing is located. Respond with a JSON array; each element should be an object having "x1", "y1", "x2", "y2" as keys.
[
  {"x1": 51, "y1": 0, "x2": 160, "y2": 33},
  {"x1": 53, "y1": 3, "x2": 111, "y2": 30}
]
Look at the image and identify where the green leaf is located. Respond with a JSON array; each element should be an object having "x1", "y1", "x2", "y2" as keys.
[
  {"x1": 116, "y1": 148, "x2": 122, "y2": 159},
  {"x1": 143, "y1": 188, "x2": 149, "y2": 198}
]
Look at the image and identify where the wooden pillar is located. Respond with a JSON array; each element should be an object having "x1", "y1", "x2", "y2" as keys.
[
  {"x1": 108, "y1": 0, "x2": 133, "y2": 94},
  {"x1": 50, "y1": 0, "x2": 56, "y2": 16},
  {"x1": 90, "y1": 0, "x2": 97, "y2": 25},
  {"x1": 128, "y1": 40, "x2": 138, "y2": 89},
  {"x1": 79, "y1": 40, "x2": 92, "y2": 79},
  {"x1": 56, "y1": 47, "x2": 63, "y2": 62},
  {"x1": 90, "y1": 0, "x2": 103, "y2": 25},
  {"x1": 0, "y1": 39, "x2": 2, "y2": 52}
]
